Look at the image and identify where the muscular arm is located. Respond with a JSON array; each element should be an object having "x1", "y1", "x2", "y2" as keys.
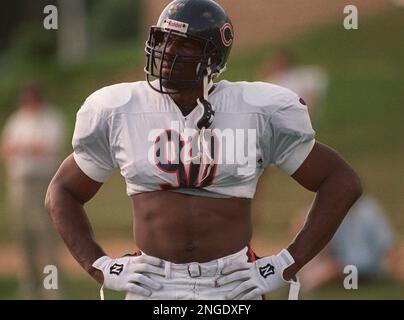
[
  {"x1": 45, "y1": 154, "x2": 106, "y2": 284},
  {"x1": 283, "y1": 142, "x2": 362, "y2": 280}
]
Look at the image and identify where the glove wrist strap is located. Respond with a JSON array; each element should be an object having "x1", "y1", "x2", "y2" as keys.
[
  {"x1": 92, "y1": 255, "x2": 110, "y2": 270},
  {"x1": 277, "y1": 249, "x2": 301, "y2": 300}
]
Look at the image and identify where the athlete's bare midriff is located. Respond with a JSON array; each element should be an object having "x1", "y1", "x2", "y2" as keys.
[{"x1": 132, "y1": 191, "x2": 252, "y2": 263}]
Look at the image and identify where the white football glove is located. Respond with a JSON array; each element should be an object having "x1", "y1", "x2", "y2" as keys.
[
  {"x1": 92, "y1": 254, "x2": 165, "y2": 298},
  {"x1": 216, "y1": 249, "x2": 300, "y2": 300}
]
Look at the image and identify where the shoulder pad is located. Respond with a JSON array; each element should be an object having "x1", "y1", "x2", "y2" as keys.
[
  {"x1": 84, "y1": 82, "x2": 134, "y2": 111},
  {"x1": 241, "y1": 81, "x2": 297, "y2": 108}
]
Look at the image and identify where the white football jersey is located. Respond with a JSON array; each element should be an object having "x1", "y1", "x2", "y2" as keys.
[{"x1": 72, "y1": 80, "x2": 315, "y2": 199}]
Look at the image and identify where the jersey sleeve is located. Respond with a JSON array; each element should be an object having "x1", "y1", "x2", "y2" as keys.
[
  {"x1": 72, "y1": 98, "x2": 116, "y2": 182},
  {"x1": 266, "y1": 93, "x2": 316, "y2": 175}
]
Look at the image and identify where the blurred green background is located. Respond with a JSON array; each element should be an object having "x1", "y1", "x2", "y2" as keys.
[{"x1": 0, "y1": 0, "x2": 403, "y2": 299}]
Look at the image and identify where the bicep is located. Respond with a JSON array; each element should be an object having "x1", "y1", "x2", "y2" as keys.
[
  {"x1": 50, "y1": 153, "x2": 103, "y2": 204},
  {"x1": 291, "y1": 142, "x2": 355, "y2": 192}
]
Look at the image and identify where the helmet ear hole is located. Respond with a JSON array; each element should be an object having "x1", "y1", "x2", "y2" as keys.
[
  {"x1": 204, "y1": 42, "x2": 220, "y2": 64},
  {"x1": 208, "y1": 49, "x2": 222, "y2": 75},
  {"x1": 212, "y1": 51, "x2": 221, "y2": 67}
]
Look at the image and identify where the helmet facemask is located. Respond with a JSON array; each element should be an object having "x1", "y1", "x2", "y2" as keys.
[{"x1": 145, "y1": 27, "x2": 221, "y2": 94}]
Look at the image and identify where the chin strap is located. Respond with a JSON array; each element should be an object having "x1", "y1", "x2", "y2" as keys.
[
  {"x1": 203, "y1": 68, "x2": 212, "y2": 100},
  {"x1": 194, "y1": 71, "x2": 215, "y2": 184},
  {"x1": 184, "y1": 63, "x2": 216, "y2": 183}
]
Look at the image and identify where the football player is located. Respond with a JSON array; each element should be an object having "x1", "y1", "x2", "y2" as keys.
[{"x1": 45, "y1": 0, "x2": 362, "y2": 300}]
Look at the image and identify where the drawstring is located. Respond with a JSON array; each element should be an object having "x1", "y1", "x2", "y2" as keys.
[{"x1": 164, "y1": 260, "x2": 172, "y2": 279}]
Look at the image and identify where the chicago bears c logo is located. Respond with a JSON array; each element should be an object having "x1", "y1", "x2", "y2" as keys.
[
  {"x1": 259, "y1": 263, "x2": 275, "y2": 278},
  {"x1": 110, "y1": 263, "x2": 124, "y2": 275},
  {"x1": 220, "y1": 23, "x2": 233, "y2": 47}
]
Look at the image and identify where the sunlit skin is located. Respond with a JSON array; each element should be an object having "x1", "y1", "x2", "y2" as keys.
[{"x1": 45, "y1": 35, "x2": 362, "y2": 285}]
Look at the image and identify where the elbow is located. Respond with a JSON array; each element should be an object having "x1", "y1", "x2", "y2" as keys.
[
  {"x1": 345, "y1": 166, "x2": 363, "y2": 203},
  {"x1": 44, "y1": 181, "x2": 57, "y2": 217},
  {"x1": 44, "y1": 184, "x2": 53, "y2": 215},
  {"x1": 353, "y1": 173, "x2": 363, "y2": 201}
]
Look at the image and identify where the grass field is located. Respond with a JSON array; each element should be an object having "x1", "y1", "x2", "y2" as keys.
[{"x1": 0, "y1": 9, "x2": 403, "y2": 299}]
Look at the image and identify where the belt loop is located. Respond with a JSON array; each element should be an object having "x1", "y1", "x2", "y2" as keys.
[
  {"x1": 188, "y1": 262, "x2": 202, "y2": 277},
  {"x1": 164, "y1": 261, "x2": 171, "y2": 279},
  {"x1": 216, "y1": 258, "x2": 225, "y2": 275}
]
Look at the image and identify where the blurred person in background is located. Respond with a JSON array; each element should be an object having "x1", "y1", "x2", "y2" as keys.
[
  {"x1": 267, "y1": 51, "x2": 399, "y2": 289},
  {"x1": 293, "y1": 194, "x2": 398, "y2": 291},
  {"x1": 263, "y1": 50, "x2": 329, "y2": 124},
  {"x1": 1, "y1": 82, "x2": 66, "y2": 299}
]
